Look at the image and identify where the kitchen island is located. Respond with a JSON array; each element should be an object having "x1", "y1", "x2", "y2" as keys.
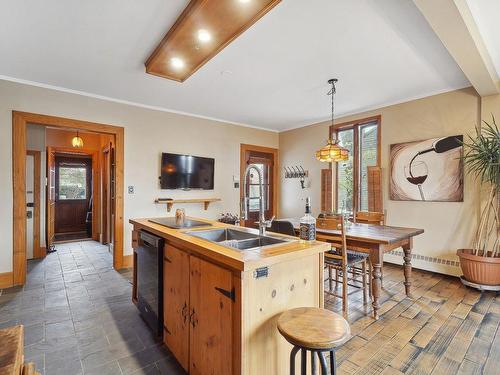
[{"x1": 130, "y1": 217, "x2": 330, "y2": 375}]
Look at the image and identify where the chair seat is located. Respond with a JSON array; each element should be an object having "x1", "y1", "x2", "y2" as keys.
[
  {"x1": 277, "y1": 307, "x2": 350, "y2": 350},
  {"x1": 325, "y1": 250, "x2": 369, "y2": 266}
]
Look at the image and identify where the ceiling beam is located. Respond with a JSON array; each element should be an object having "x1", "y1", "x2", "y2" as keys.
[{"x1": 414, "y1": 0, "x2": 499, "y2": 96}]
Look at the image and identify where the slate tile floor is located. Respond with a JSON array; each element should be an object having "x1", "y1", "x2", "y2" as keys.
[{"x1": 0, "y1": 241, "x2": 186, "y2": 375}]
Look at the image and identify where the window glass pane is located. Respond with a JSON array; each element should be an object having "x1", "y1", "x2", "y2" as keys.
[
  {"x1": 248, "y1": 187, "x2": 269, "y2": 211},
  {"x1": 360, "y1": 124, "x2": 378, "y2": 211},
  {"x1": 337, "y1": 129, "x2": 354, "y2": 213},
  {"x1": 59, "y1": 167, "x2": 87, "y2": 200},
  {"x1": 248, "y1": 164, "x2": 265, "y2": 184}
]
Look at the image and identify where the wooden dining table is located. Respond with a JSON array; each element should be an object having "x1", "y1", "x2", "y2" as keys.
[{"x1": 279, "y1": 218, "x2": 424, "y2": 319}]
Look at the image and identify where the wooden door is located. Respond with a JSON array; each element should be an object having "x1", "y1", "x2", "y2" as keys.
[
  {"x1": 163, "y1": 244, "x2": 190, "y2": 372},
  {"x1": 46, "y1": 147, "x2": 56, "y2": 249},
  {"x1": 240, "y1": 145, "x2": 278, "y2": 228},
  {"x1": 54, "y1": 155, "x2": 92, "y2": 235},
  {"x1": 189, "y1": 256, "x2": 233, "y2": 375}
]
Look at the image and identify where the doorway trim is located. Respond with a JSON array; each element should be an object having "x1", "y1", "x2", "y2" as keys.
[
  {"x1": 12, "y1": 111, "x2": 125, "y2": 286},
  {"x1": 26, "y1": 150, "x2": 43, "y2": 259},
  {"x1": 239, "y1": 144, "x2": 279, "y2": 227},
  {"x1": 50, "y1": 147, "x2": 99, "y2": 243}
]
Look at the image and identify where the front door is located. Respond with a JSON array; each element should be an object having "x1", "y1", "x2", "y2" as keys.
[
  {"x1": 54, "y1": 154, "x2": 92, "y2": 240},
  {"x1": 240, "y1": 145, "x2": 278, "y2": 228}
]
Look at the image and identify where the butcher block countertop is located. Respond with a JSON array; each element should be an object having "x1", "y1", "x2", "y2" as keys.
[{"x1": 129, "y1": 217, "x2": 330, "y2": 272}]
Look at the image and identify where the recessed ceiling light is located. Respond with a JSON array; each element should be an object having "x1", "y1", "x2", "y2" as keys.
[
  {"x1": 170, "y1": 57, "x2": 185, "y2": 69},
  {"x1": 197, "y1": 29, "x2": 211, "y2": 43},
  {"x1": 239, "y1": 0, "x2": 251, "y2": 3}
]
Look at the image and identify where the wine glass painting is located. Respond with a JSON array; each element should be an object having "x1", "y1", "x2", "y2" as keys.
[{"x1": 390, "y1": 135, "x2": 463, "y2": 202}]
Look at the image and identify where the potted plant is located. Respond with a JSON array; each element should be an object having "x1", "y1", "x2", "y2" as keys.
[{"x1": 457, "y1": 117, "x2": 499, "y2": 288}]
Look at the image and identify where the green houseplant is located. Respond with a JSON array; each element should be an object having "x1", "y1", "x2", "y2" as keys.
[{"x1": 457, "y1": 117, "x2": 500, "y2": 287}]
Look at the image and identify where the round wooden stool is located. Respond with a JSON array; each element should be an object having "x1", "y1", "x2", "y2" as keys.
[{"x1": 277, "y1": 307, "x2": 350, "y2": 375}]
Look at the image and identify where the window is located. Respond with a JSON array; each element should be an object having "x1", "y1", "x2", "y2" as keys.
[
  {"x1": 332, "y1": 116, "x2": 380, "y2": 213},
  {"x1": 58, "y1": 166, "x2": 87, "y2": 200},
  {"x1": 248, "y1": 163, "x2": 270, "y2": 212}
]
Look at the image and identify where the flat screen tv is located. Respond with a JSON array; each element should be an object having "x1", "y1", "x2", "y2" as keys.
[{"x1": 160, "y1": 153, "x2": 215, "y2": 190}]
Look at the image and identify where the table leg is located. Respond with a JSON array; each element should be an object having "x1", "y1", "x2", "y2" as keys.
[
  {"x1": 402, "y1": 240, "x2": 413, "y2": 298},
  {"x1": 369, "y1": 248, "x2": 383, "y2": 320}
]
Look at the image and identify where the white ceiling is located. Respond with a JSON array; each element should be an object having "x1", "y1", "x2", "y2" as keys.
[
  {"x1": 465, "y1": 0, "x2": 500, "y2": 79},
  {"x1": 0, "y1": 0, "x2": 470, "y2": 131}
]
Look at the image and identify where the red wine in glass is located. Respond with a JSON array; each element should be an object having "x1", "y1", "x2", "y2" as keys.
[{"x1": 405, "y1": 161, "x2": 428, "y2": 200}]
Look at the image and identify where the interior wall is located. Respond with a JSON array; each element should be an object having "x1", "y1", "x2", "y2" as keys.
[
  {"x1": 279, "y1": 87, "x2": 481, "y2": 275},
  {"x1": 0, "y1": 79, "x2": 279, "y2": 274},
  {"x1": 26, "y1": 125, "x2": 46, "y2": 249}
]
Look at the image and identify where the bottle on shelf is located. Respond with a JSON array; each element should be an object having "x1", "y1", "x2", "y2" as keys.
[{"x1": 299, "y1": 197, "x2": 316, "y2": 243}]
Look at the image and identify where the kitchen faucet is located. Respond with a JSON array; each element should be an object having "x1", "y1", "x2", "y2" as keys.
[{"x1": 241, "y1": 164, "x2": 274, "y2": 236}]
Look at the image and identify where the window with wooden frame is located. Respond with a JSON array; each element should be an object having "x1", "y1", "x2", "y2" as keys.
[{"x1": 330, "y1": 115, "x2": 381, "y2": 213}]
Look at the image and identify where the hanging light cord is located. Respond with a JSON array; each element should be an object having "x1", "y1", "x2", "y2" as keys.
[{"x1": 327, "y1": 78, "x2": 337, "y2": 141}]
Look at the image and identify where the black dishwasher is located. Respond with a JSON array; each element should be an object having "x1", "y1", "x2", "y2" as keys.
[{"x1": 136, "y1": 230, "x2": 164, "y2": 336}]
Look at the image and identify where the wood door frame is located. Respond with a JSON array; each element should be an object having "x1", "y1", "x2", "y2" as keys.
[
  {"x1": 239, "y1": 144, "x2": 279, "y2": 227},
  {"x1": 51, "y1": 148, "x2": 99, "y2": 241},
  {"x1": 12, "y1": 111, "x2": 125, "y2": 286},
  {"x1": 102, "y1": 144, "x2": 111, "y2": 245},
  {"x1": 26, "y1": 150, "x2": 43, "y2": 259}
]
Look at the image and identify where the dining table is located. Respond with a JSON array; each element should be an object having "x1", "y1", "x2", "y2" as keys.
[{"x1": 278, "y1": 218, "x2": 424, "y2": 319}]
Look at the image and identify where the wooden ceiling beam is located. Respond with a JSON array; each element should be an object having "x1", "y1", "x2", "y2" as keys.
[{"x1": 414, "y1": 0, "x2": 499, "y2": 96}]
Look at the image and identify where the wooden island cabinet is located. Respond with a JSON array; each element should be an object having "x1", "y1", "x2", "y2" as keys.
[{"x1": 130, "y1": 218, "x2": 330, "y2": 375}]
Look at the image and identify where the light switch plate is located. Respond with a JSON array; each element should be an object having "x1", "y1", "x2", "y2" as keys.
[{"x1": 128, "y1": 186, "x2": 134, "y2": 194}]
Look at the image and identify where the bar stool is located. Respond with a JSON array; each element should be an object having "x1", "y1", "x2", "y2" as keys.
[{"x1": 277, "y1": 307, "x2": 350, "y2": 375}]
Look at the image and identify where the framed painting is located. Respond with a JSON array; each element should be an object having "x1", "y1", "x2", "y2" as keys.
[{"x1": 390, "y1": 135, "x2": 463, "y2": 202}]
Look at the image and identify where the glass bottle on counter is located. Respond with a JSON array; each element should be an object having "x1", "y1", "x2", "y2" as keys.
[{"x1": 299, "y1": 197, "x2": 316, "y2": 243}]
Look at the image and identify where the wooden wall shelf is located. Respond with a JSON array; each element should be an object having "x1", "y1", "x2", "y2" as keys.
[{"x1": 155, "y1": 198, "x2": 221, "y2": 212}]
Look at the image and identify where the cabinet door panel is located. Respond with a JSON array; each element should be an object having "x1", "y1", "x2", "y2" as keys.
[
  {"x1": 190, "y1": 256, "x2": 233, "y2": 375},
  {"x1": 163, "y1": 245, "x2": 190, "y2": 371}
]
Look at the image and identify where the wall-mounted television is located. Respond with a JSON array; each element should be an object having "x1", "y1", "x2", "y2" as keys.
[{"x1": 160, "y1": 153, "x2": 215, "y2": 190}]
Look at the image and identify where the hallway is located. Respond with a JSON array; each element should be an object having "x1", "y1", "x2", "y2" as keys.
[{"x1": 0, "y1": 241, "x2": 185, "y2": 375}]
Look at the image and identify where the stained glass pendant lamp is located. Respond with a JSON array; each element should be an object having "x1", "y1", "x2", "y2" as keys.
[
  {"x1": 72, "y1": 131, "x2": 84, "y2": 148},
  {"x1": 315, "y1": 79, "x2": 349, "y2": 162}
]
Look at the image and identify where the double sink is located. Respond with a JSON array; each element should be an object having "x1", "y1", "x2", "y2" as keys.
[{"x1": 185, "y1": 227, "x2": 294, "y2": 251}]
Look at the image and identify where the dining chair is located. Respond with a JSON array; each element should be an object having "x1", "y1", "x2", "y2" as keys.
[
  {"x1": 317, "y1": 216, "x2": 370, "y2": 315},
  {"x1": 354, "y1": 210, "x2": 386, "y2": 225},
  {"x1": 353, "y1": 210, "x2": 387, "y2": 286},
  {"x1": 269, "y1": 220, "x2": 296, "y2": 236}
]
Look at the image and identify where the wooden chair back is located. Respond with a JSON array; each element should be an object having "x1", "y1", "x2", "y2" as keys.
[
  {"x1": 316, "y1": 216, "x2": 347, "y2": 266},
  {"x1": 355, "y1": 210, "x2": 386, "y2": 225}
]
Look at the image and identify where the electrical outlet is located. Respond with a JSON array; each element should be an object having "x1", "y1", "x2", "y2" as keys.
[{"x1": 128, "y1": 186, "x2": 134, "y2": 194}]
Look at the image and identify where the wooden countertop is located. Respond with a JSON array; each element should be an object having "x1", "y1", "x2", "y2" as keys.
[{"x1": 129, "y1": 217, "x2": 330, "y2": 272}]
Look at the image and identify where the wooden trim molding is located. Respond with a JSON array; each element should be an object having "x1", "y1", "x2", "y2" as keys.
[
  {"x1": 122, "y1": 255, "x2": 133, "y2": 268},
  {"x1": 0, "y1": 272, "x2": 14, "y2": 289},
  {"x1": 330, "y1": 115, "x2": 382, "y2": 212},
  {"x1": 12, "y1": 111, "x2": 125, "y2": 286}
]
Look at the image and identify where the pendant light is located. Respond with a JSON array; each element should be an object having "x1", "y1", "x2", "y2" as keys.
[
  {"x1": 72, "y1": 130, "x2": 84, "y2": 148},
  {"x1": 315, "y1": 79, "x2": 349, "y2": 162}
]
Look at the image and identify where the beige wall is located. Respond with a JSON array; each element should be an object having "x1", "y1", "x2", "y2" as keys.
[
  {"x1": 0, "y1": 79, "x2": 278, "y2": 273},
  {"x1": 280, "y1": 87, "x2": 481, "y2": 275},
  {"x1": 481, "y1": 94, "x2": 500, "y2": 121}
]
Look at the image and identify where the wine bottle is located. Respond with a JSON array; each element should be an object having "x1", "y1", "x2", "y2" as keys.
[{"x1": 299, "y1": 197, "x2": 316, "y2": 242}]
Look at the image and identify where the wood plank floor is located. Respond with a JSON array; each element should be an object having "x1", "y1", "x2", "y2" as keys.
[{"x1": 325, "y1": 263, "x2": 499, "y2": 375}]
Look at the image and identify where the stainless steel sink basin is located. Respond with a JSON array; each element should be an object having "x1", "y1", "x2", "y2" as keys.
[{"x1": 185, "y1": 228, "x2": 292, "y2": 251}]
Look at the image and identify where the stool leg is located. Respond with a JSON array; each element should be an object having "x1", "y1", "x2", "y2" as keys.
[
  {"x1": 328, "y1": 265, "x2": 333, "y2": 291},
  {"x1": 301, "y1": 349, "x2": 307, "y2": 375},
  {"x1": 290, "y1": 346, "x2": 300, "y2": 375},
  {"x1": 311, "y1": 351, "x2": 316, "y2": 375},
  {"x1": 362, "y1": 260, "x2": 368, "y2": 305},
  {"x1": 317, "y1": 352, "x2": 328, "y2": 375},
  {"x1": 330, "y1": 350, "x2": 337, "y2": 375}
]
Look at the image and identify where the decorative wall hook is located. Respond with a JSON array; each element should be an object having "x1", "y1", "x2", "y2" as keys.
[{"x1": 284, "y1": 165, "x2": 308, "y2": 189}]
